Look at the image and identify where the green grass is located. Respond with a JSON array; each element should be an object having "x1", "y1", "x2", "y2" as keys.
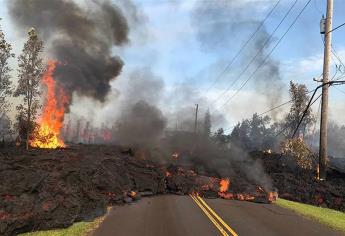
[
  {"x1": 19, "y1": 216, "x2": 105, "y2": 236},
  {"x1": 276, "y1": 198, "x2": 345, "y2": 233}
]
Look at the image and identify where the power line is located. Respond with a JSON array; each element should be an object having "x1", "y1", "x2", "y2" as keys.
[
  {"x1": 257, "y1": 89, "x2": 316, "y2": 117},
  {"x1": 321, "y1": 35, "x2": 345, "y2": 73},
  {"x1": 291, "y1": 93, "x2": 322, "y2": 138},
  {"x1": 209, "y1": 0, "x2": 299, "y2": 106},
  {"x1": 308, "y1": 97, "x2": 321, "y2": 149},
  {"x1": 291, "y1": 80, "x2": 345, "y2": 138},
  {"x1": 331, "y1": 45, "x2": 345, "y2": 72},
  {"x1": 327, "y1": 22, "x2": 345, "y2": 34},
  {"x1": 216, "y1": 0, "x2": 312, "y2": 111},
  {"x1": 204, "y1": 0, "x2": 282, "y2": 94},
  {"x1": 274, "y1": 80, "x2": 345, "y2": 138},
  {"x1": 333, "y1": 85, "x2": 345, "y2": 95},
  {"x1": 222, "y1": 80, "x2": 343, "y2": 136},
  {"x1": 221, "y1": 87, "x2": 317, "y2": 134},
  {"x1": 275, "y1": 92, "x2": 321, "y2": 138},
  {"x1": 331, "y1": 64, "x2": 339, "y2": 80},
  {"x1": 334, "y1": 74, "x2": 345, "y2": 81}
]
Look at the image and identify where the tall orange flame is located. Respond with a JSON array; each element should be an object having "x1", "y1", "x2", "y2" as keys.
[{"x1": 30, "y1": 60, "x2": 69, "y2": 149}]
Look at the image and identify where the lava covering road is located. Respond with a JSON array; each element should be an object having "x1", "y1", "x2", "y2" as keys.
[{"x1": 1, "y1": 145, "x2": 344, "y2": 235}]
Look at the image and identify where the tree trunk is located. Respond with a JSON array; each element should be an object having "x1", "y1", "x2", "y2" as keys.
[
  {"x1": 26, "y1": 126, "x2": 29, "y2": 150},
  {"x1": 27, "y1": 98, "x2": 31, "y2": 151}
]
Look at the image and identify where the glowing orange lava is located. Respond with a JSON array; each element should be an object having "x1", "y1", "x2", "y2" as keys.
[
  {"x1": 219, "y1": 178, "x2": 230, "y2": 193},
  {"x1": 30, "y1": 60, "x2": 69, "y2": 149}
]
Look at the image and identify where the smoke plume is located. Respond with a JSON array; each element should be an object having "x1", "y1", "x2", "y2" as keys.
[
  {"x1": 7, "y1": 0, "x2": 130, "y2": 105},
  {"x1": 116, "y1": 101, "x2": 167, "y2": 147},
  {"x1": 112, "y1": 68, "x2": 167, "y2": 147}
]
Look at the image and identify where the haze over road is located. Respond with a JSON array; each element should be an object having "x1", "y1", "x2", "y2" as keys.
[{"x1": 92, "y1": 195, "x2": 343, "y2": 236}]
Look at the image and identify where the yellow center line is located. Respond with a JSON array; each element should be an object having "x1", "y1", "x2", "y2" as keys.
[
  {"x1": 196, "y1": 195, "x2": 239, "y2": 236},
  {"x1": 189, "y1": 194, "x2": 229, "y2": 236}
]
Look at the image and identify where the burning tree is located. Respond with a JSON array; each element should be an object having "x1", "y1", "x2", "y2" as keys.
[
  {"x1": 29, "y1": 60, "x2": 68, "y2": 149},
  {"x1": 14, "y1": 28, "x2": 44, "y2": 150}
]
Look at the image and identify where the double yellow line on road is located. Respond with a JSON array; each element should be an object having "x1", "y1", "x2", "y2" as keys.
[{"x1": 189, "y1": 194, "x2": 238, "y2": 236}]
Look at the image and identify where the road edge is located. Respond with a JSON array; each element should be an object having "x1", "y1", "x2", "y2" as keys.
[{"x1": 275, "y1": 198, "x2": 345, "y2": 234}]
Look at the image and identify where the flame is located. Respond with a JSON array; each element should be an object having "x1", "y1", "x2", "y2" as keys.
[
  {"x1": 30, "y1": 60, "x2": 69, "y2": 149},
  {"x1": 219, "y1": 178, "x2": 230, "y2": 193}
]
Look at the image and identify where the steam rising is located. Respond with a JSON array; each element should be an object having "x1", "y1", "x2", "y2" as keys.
[{"x1": 7, "y1": 0, "x2": 129, "y2": 104}]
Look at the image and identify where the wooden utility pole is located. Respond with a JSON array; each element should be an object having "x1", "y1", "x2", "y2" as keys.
[
  {"x1": 194, "y1": 104, "x2": 199, "y2": 135},
  {"x1": 319, "y1": 0, "x2": 333, "y2": 180}
]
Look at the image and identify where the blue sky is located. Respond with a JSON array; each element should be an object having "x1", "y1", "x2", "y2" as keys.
[
  {"x1": 125, "y1": 0, "x2": 345, "y2": 127},
  {"x1": 1, "y1": 0, "x2": 345, "y2": 129}
]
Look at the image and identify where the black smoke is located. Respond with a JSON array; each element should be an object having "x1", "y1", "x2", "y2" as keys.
[
  {"x1": 7, "y1": 0, "x2": 130, "y2": 104},
  {"x1": 116, "y1": 100, "x2": 167, "y2": 147}
]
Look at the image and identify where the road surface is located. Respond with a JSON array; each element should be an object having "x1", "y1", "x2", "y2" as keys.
[{"x1": 92, "y1": 195, "x2": 343, "y2": 236}]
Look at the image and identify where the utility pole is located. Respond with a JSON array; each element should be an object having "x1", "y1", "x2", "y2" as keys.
[
  {"x1": 194, "y1": 104, "x2": 199, "y2": 135},
  {"x1": 319, "y1": 0, "x2": 333, "y2": 180}
]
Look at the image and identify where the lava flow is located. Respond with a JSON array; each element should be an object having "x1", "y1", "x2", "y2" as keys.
[
  {"x1": 218, "y1": 178, "x2": 234, "y2": 199},
  {"x1": 219, "y1": 178, "x2": 230, "y2": 192},
  {"x1": 30, "y1": 60, "x2": 69, "y2": 149}
]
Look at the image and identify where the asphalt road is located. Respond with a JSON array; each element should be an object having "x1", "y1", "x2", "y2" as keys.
[{"x1": 91, "y1": 195, "x2": 344, "y2": 236}]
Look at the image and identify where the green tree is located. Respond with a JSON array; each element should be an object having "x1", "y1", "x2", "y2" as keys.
[
  {"x1": 229, "y1": 113, "x2": 278, "y2": 151},
  {"x1": 230, "y1": 119, "x2": 251, "y2": 150},
  {"x1": 249, "y1": 113, "x2": 270, "y2": 150},
  {"x1": 14, "y1": 28, "x2": 44, "y2": 150},
  {"x1": 284, "y1": 81, "x2": 315, "y2": 138},
  {"x1": 0, "y1": 19, "x2": 14, "y2": 125}
]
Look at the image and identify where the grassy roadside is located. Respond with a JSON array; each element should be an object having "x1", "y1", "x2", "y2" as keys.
[
  {"x1": 275, "y1": 198, "x2": 345, "y2": 233},
  {"x1": 19, "y1": 214, "x2": 107, "y2": 236}
]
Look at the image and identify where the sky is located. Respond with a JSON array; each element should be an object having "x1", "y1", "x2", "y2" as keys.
[{"x1": 1, "y1": 0, "x2": 345, "y2": 131}]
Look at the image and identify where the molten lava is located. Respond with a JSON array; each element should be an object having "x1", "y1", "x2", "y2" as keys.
[
  {"x1": 219, "y1": 178, "x2": 230, "y2": 193},
  {"x1": 130, "y1": 191, "x2": 137, "y2": 198},
  {"x1": 30, "y1": 60, "x2": 69, "y2": 149}
]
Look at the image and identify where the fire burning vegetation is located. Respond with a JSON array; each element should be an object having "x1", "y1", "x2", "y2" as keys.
[{"x1": 30, "y1": 60, "x2": 68, "y2": 149}]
